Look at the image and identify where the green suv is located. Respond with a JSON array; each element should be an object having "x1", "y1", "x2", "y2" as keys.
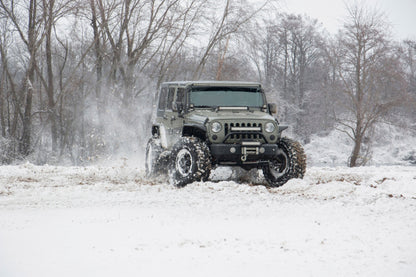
[{"x1": 146, "y1": 81, "x2": 306, "y2": 187}]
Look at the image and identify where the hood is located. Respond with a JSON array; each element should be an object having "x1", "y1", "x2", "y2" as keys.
[{"x1": 185, "y1": 110, "x2": 275, "y2": 124}]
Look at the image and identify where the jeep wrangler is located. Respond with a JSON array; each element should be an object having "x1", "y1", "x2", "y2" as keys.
[{"x1": 146, "y1": 81, "x2": 306, "y2": 187}]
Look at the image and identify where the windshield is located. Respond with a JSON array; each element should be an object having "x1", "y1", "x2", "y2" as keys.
[{"x1": 189, "y1": 86, "x2": 264, "y2": 108}]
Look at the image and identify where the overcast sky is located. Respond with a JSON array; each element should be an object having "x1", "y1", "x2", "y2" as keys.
[{"x1": 280, "y1": 0, "x2": 416, "y2": 41}]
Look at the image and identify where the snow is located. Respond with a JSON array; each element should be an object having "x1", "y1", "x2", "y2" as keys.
[
  {"x1": 0, "y1": 163, "x2": 415, "y2": 276},
  {"x1": 305, "y1": 124, "x2": 416, "y2": 167}
]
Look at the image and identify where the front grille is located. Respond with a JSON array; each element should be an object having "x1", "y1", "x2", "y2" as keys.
[{"x1": 224, "y1": 122, "x2": 264, "y2": 143}]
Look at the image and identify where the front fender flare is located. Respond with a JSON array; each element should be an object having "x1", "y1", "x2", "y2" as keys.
[
  {"x1": 277, "y1": 125, "x2": 288, "y2": 134},
  {"x1": 182, "y1": 124, "x2": 207, "y2": 141}
]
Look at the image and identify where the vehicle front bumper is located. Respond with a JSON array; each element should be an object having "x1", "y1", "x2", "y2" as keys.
[{"x1": 209, "y1": 143, "x2": 278, "y2": 164}]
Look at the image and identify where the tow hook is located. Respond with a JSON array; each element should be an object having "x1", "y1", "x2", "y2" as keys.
[{"x1": 241, "y1": 154, "x2": 247, "y2": 162}]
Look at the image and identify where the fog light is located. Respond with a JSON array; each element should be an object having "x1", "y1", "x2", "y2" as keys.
[
  {"x1": 230, "y1": 147, "x2": 236, "y2": 153},
  {"x1": 270, "y1": 135, "x2": 276, "y2": 141},
  {"x1": 259, "y1": 147, "x2": 265, "y2": 154}
]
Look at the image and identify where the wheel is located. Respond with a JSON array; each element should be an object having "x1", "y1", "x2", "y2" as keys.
[
  {"x1": 262, "y1": 137, "x2": 306, "y2": 187},
  {"x1": 145, "y1": 138, "x2": 163, "y2": 177},
  {"x1": 198, "y1": 141, "x2": 212, "y2": 182},
  {"x1": 169, "y1": 137, "x2": 211, "y2": 187}
]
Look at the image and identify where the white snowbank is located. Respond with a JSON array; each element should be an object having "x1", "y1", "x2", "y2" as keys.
[
  {"x1": 0, "y1": 164, "x2": 415, "y2": 277},
  {"x1": 305, "y1": 123, "x2": 416, "y2": 166}
]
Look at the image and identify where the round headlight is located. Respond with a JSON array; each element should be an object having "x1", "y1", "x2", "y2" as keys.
[
  {"x1": 265, "y1": 122, "x2": 275, "y2": 133},
  {"x1": 211, "y1": 122, "x2": 222, "y2": 133}
]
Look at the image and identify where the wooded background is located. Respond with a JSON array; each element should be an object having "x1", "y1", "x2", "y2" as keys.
[{"x1": 1, "y1": 0, "x2": 415, "y2": 166}]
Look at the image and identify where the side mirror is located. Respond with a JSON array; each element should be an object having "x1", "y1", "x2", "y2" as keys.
[{"x1": 268, "y1": 103, "x2": 277, "y2": 114}]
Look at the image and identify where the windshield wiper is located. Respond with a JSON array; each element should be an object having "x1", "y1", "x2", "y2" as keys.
[
  {"x1": 194, "y1": 105, "x2": 212, "y2": 108},
  {"x1": 193, "y1": 105, "x2": 219, "y2": 111}
]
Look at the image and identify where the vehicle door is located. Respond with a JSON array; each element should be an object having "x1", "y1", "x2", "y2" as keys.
[{"x1": 161, "y1": 86, "x2": 183, "y2": 148}]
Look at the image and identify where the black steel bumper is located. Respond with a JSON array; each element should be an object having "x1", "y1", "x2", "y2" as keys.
[{"x1": 209, "y1": 143, "x2": 278, "y2": 164}]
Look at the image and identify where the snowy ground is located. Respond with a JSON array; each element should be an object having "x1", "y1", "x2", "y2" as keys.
[{"x1": 0, "y1": 163, "x2": 415, "y2": 277}]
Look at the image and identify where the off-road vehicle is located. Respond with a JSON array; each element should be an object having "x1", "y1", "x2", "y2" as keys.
[{"x1": 146, "y1": 81, "x2": 306, "y2": 187}]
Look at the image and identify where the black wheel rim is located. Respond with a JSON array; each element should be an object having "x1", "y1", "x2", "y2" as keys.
[{"x1": 269, "y1": 149, "x2": 289, "y2": 178}]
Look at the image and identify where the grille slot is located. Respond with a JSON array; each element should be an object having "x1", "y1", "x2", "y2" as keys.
[{"x1": 223, "y1": 122, "x2": 263, "y2": 143}]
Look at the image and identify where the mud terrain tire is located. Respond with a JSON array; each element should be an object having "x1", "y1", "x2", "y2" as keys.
[
  {"x1": 169, "y1": 137, "x2": 212, "y2": 187},
  {"x1": 262, "y1": 137, "x2": 306, "y2": 187}
]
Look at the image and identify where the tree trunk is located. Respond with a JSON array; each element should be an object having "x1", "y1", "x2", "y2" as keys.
[
  {"x1": 45, "y1": 0, "x2": 58, "y2": 152},
  {"x1": 20, "y1": 66, "x2": 35, "y2": 156},
  {"x1": 0, "y1": 76, "x2": 5, "y2": 137},
  {"x1": 0, "y1": 47, "x2": 6, "y2": 137},
  {"x1": 90, "y1": 0, "x2": 104, "y2": 126},
  {"x1": 216, "y1": 36, "x2": 230, "y2": 80},
  {"x1": 349, "y1": 135, "x2": 362, "y2": 167},
  {"x1": 19, "y1": 0, "x2": 37, "y2": 156},
  {"x1": 349, "y1": 117, "x2": 363, "y2": 167}
]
